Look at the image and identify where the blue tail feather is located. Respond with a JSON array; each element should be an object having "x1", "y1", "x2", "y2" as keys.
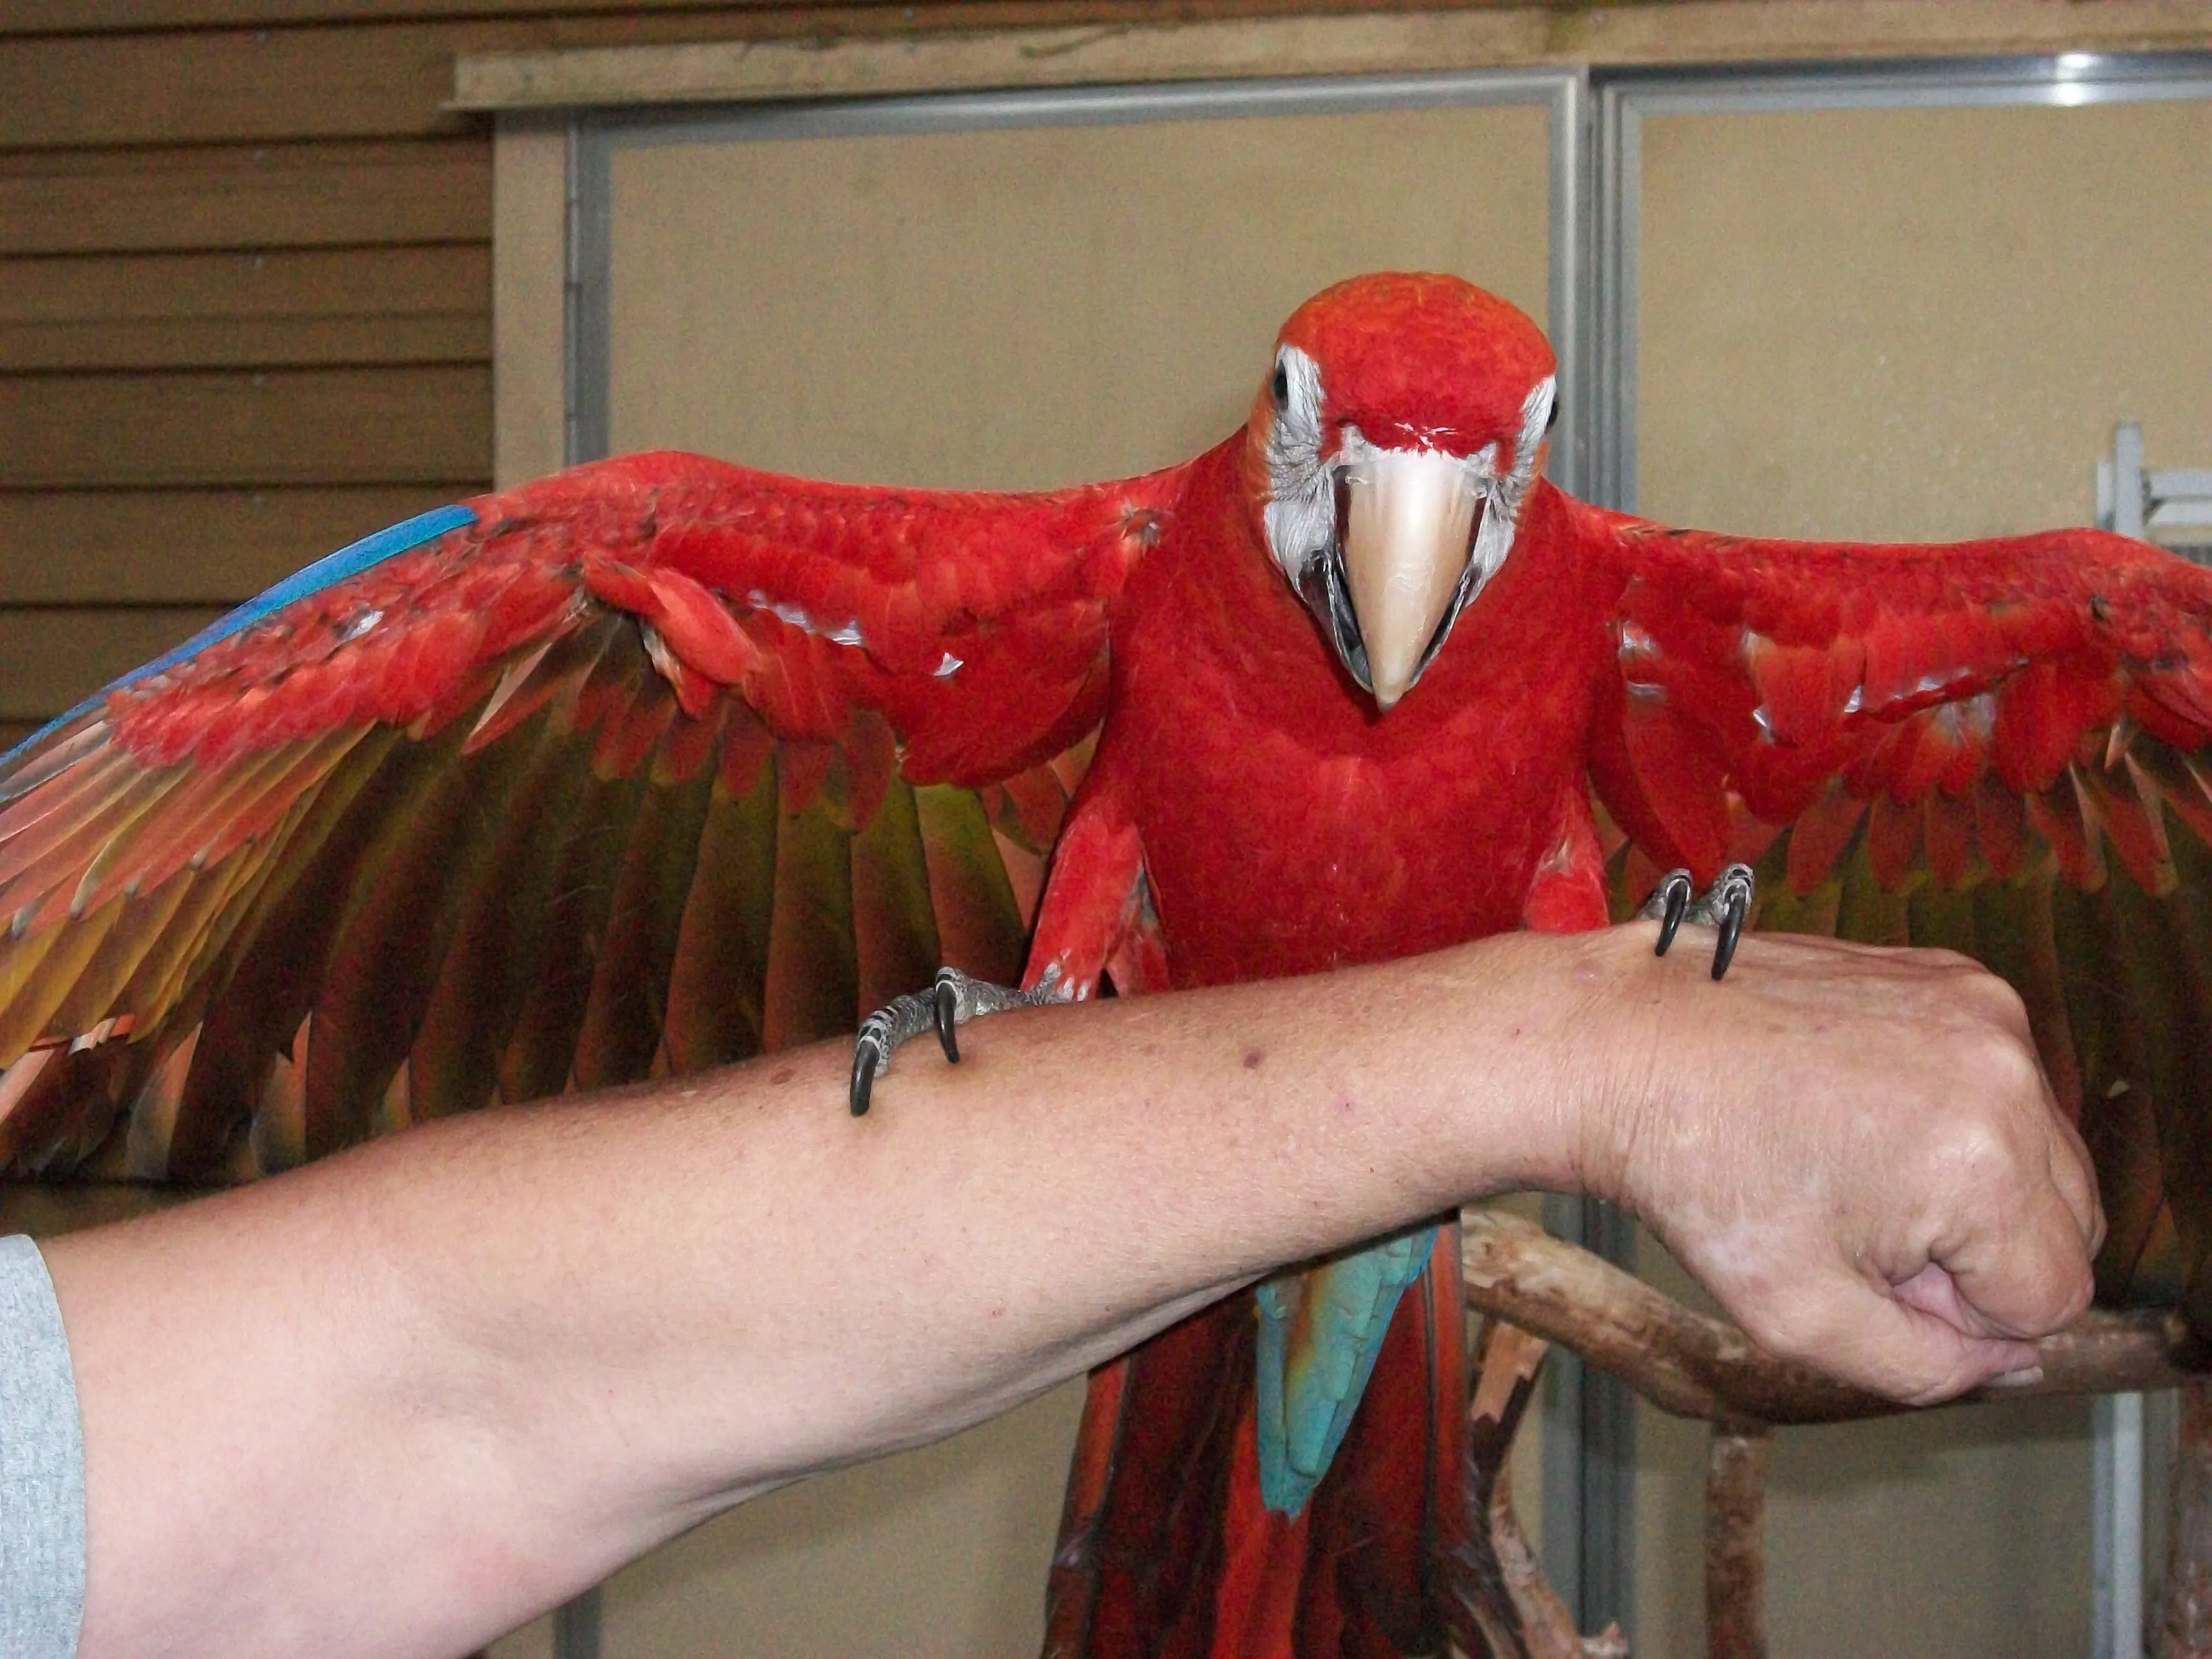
[{"x1": 1253, "y1": 1224, "x2": 1437, "y2": 1516}]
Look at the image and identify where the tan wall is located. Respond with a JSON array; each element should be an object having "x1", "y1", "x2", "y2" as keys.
[
  {"x1": 605, "y1": 103, "x2": 1552, "y2": 485},
  {"x1": 1632, "y1": 92, "x2": 2212, "y2": 1659}
]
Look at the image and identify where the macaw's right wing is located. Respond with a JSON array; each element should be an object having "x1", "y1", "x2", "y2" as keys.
[
  {"x1": 0, "y1": 449, "x2": 1188, "y2": 1182},
  {"x1": 1590, "y1": 512, "x2": 2212, "y2": 1334}
]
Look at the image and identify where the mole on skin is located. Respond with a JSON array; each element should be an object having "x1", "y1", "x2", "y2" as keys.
[{"x1": 1243, "y1": 1049, "x2": 1265, "y2": 1070}]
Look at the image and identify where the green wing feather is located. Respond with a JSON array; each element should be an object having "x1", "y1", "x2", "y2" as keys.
[{"x1": 0, "y1": 454, "x2": 1163, "y2": 1182}]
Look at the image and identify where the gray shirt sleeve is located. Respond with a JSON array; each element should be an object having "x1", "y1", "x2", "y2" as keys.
[{"x1": 0, "y1": 1233, "x2": 84, "y2": 1659}]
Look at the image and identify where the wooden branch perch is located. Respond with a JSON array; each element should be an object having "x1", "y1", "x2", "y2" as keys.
[{"x1": 1462, "y1": 1207, "x2": 2195, "y2": 1425}]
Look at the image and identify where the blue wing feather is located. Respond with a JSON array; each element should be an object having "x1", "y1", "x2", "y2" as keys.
[{"x1": 0, "y1": 503, "x2": 477, "y2": 772}]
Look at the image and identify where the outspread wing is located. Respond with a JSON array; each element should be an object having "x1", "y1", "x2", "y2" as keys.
[
  {"x1": 0, "y1": 449, "x2": 1186, "y2": 1182},
  {"x1": 1591, "y1": 517, "x2": 2212, "y2": 1331}
]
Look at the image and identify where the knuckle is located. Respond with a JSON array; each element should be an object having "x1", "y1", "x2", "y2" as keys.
[
  {"x1": 1957, "y1": 1026, "x2": 2043, "y2": 1103},
  {"x1": 1936, "y1": 1114, "x2": 2013, "y2": 1181},
  {"x1": 1971, "y1": 973, "x2": 2034, "y2": 1033}
]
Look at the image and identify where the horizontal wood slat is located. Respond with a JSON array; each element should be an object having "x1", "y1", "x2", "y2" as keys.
[
  {"x1": 2, "y1": 313, "x2": 489, "y2": 371},
  {"x1": 0, "y1": 605, "x2": 229, "y2": 721},
  {"x1": 0, "y1": 366, "x2": 491, "y2": 487},
  {"x1": 0, "y1": 485, "x2": 477, "y2": 604},
  {"x1": 0, "y1": 246, "x2": 490, "y2": 326},
  {"x1": 0, "y1": 141, "x2": 489, "y2": 255},
  {"x1": 2, "y1": 24, "x2": 477, "y2": 149}
]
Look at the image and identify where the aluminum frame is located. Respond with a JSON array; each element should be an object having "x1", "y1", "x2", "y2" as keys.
[{"x1": 1590, "y1": 53, "x2": 2212, "y2": 1659}]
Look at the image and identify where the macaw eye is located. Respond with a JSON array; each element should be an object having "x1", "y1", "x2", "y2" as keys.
[{"x1": 1273, "y1": 364, "x2": 1290, "y2": 410}]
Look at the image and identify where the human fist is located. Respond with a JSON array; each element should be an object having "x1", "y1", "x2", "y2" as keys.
[{"x1": 1573, "y1": 927, "x2": 2103, "y2": 1407}]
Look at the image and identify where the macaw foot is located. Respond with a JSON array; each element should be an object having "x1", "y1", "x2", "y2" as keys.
[
  {"x1": 1640, "y1": 863, "x2": 1756, "y2": 980},
  {"x1": 848, "y1": 963, "x2": 1068, "y2": 1116}
]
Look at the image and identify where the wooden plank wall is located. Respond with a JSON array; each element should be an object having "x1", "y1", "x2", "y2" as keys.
[{"x1": 4, "y1": 0, "x2": 1523, "y2": 756}]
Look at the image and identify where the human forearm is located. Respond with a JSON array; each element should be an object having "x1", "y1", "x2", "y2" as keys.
[
  {"x1": 47, "y1": 927, "x2": 1599, "y2": 1659},
  {"x1": 43, "y1": 919, "x2": 2100, "y2": 1659}
]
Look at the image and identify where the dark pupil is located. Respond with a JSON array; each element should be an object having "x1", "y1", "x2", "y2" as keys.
[
  {"x1": 1546, "y1": 398, "x2": 1560, "y2": 433},
  {"x1": 1273, "y1": 364, "x2": 1290, "y2": 409}
]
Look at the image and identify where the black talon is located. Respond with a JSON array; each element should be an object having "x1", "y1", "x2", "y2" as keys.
[
  {"x1": 934, "y1": 977, "x2": 961, "y2": 1064},
  {"x1": 1713, "y1": 891, "x2": 1746, "y2": 980},
  {"x1": 1655, "y1": 875, "x2": 1690, "y2": 957},
  {"x1": 850, "y1": 1045, "x2": 879, "y2": 1116}
]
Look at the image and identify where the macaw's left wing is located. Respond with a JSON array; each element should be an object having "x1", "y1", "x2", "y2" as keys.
[
  {"x1": 0, "y1": 449, "x2": 1185, "y2": 1183},
  {"x1": 1591, "y1": 515, "x2": 2212, "y2": 1334}
]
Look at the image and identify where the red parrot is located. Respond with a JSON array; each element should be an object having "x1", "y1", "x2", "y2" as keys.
[{"x1": 4, "y1": 271, "x2": 2211, "y2": 1657}]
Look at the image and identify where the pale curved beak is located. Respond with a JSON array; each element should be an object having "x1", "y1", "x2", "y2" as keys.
[{"x1": 1340, "y1": 449, "x2": 1484, "y2": 710}]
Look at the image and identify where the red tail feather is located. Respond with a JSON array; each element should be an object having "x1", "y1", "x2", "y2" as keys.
[{"x1": 1044, "y1": 1226, "x2": 1467, "y2": 1659}]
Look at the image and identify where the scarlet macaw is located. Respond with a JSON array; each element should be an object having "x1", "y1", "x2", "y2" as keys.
[{"x1": 1, "y1": 273, "x2": 2209, "y2": 1656}]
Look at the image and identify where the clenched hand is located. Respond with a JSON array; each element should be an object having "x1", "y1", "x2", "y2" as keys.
[{"x1": 1570, "y1": 926, "x2": 2102, "y2": 1406}]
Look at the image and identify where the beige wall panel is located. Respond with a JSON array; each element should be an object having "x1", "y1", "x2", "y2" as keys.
[
  {"x1": 547, "y1": 96, "x2": 1551, "y2": 1658},
  {"x1": 1632, "y1": 93, "x2": 2212, "y2": 1659},
  {"x1": 1639, "y1": 99, "x2": 2212, "y2": 541},
  {"x1": 610, "y1": 1383, "x2": 1086, "y2": 1657},
  {"x1": 607, "y1": 102, "x2": 1550, "y2": 491}
]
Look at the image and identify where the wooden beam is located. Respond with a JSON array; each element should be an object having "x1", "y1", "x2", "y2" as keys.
[
  {"x1": 0, "y1": 0, "x2": 1630, "y2": 42},
  {"x1": 0, "y1": 365, "x2": 491, "y2": 488},
  {"x1": 453, "y1": 1, "x2": 2212, "y2": 110},
  {"x1": 0, "y1": 485, "x2": 472, "y2": 605},
  {"x1": 0, "y1": 140, "x2": 489, "y2": 256}
]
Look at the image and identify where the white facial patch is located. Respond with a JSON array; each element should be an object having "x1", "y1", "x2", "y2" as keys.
[
  {"x1": 1464, "y1": 374, "x2": 1555, "y2": 594},
  {"x1": 1259, "y1": 350, "x2": 1558, "y2": 610},
  {"x1": 1261, "y1": 343, "x2": 1332, "y2": 584}
]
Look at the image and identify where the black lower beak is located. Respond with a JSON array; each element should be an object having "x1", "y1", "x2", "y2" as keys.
[{"x1": 1297, "y1": 521, "x2": 1372, "y2": 695}]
